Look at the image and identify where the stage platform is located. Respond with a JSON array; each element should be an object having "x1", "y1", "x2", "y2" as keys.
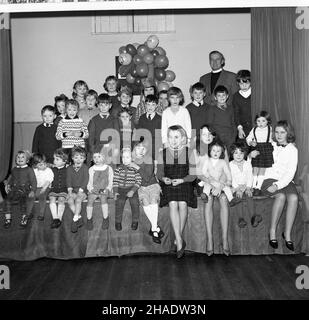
[{"x1": 0, "y1": 196, "x2": 308, "y2": 261}]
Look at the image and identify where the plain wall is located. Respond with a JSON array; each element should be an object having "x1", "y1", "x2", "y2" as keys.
[{"x1": 11, "y1": 10, "x2": 250, "y2": 122}]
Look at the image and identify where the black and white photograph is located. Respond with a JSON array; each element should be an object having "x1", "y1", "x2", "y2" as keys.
[{"x1": 0, "y1": 0, "x2": 308, "y2": 310}]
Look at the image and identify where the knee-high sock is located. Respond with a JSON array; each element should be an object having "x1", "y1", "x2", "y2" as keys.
[
  {"x1": 101, "y1": 203, "x2": 108, "y2": 219},
  {"x1": 50, "y1": 202, "x2": 57, "y2": 220},
  {"x1": 252, "y1": 175, "x2": 258, "y2": 188},
  {"x1": 86, "y1": 206, "x2": 93, "y2": 220},
  {"x1": 143, "y1": 205, "x2": 156, "y2": 231},
  {"x1": 149, "y1": 203, "x2": 159, "y2": 231},
  {"x1": 58, "y1": 203, "x2": 65, "y2": 221},
  {"x1": 256, "y1": 175, "x2": 265, "y2": 190}
]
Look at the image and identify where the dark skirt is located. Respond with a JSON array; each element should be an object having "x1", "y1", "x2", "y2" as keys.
[
  {"x1": 261, "y1": 178, "x2": 298, "y2": 196},
  {"x1": 251, "y1": 142, "x2": 274, "y2": 168},
  {"x1": 159, "y1": 181, "x2": 197, "y2": 208}
]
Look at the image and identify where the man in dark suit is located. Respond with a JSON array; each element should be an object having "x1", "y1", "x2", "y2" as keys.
[{"x1": 199, "y1": 50, "x2": 238, "y2": 106}]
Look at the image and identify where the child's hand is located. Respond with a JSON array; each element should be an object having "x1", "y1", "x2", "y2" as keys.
[
  {"x1": 238, "y1": 128, "x2": 246, "y2": 139},
  {"x1": 162, "y1": 177, "x2": 171, "y2": 185},
  {"x1": 267, "y1": 184, "x2": 278, "y2": 194},
  {"x1": 250, "y1": 150, "x2": 260, "y2": 158},
  {"x1": 172, "y1": 179, "x2": 183, "y2": 186},
  {"x1": 127, "y1": 190, "x2": 134, "y2": 198},
  {"x1": 250, "y1": 139, "x2": 257, "y2": 147},
  {"x1": 129, "y1": 162, "x2": 140, "y2": 170},
  {"x1": 235, "y1": 189, "x2": 243, "y2": 198},
  {"x1": 245, "y1": 187, "x2": 253, "y2": 197},
  {"x1": 5, "y1": 184, "x2": 10, "y2": 194},
  {"x1": 211, "y1": 187, "x2": 221, "y2": 197},
  {"x1": 28, "y1": 191, "x2": 35, "y2": 198},
  {"x1": 72, "y1": 131, "x2": 82, "y2": 138}
]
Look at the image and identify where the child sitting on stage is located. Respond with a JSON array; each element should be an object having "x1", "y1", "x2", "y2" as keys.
[
  {"x1": 113, "y1": 148, "x2": 142, "y2": 231},
  {"x1": 3, "y1": 150, "x2": 36, "y2": 229},
  {"x1": 132, "y1": 140, "x2": 164, "y2": 244},
  {"x1": 48, "y1": 148, "x2": 69, "y2": 229},
  {"x1": 86, "y1": 148, "x2": 113, "y2": 230},
  {"x1": 67, "y1": 146, "x2": 89, "y2": 233}
]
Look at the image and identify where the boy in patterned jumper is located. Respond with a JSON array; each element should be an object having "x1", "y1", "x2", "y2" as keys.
[{"x1": 113, "y1": 148, "x2": 142, "y2": 231}]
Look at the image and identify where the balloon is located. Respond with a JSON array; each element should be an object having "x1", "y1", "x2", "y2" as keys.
[
  {"x1": 154, "y1": 55, "x2": 169, "y2": 69},
  {"x1": 133, "y1": 54, "x2": 143, "y2": 65},
  {"x1": 143, "y1": 53, "x2": 154, "y2": 65},
  {"x1": 165, "y1": 70, "x2": 176, "y2": 82},
  {"x1": 157, "y1": 81, "x2": 170, "y2": 92},
  {"x1": 154, "y1": 68, "x2": 166, "y2": 81},
  {"x1": 152, "y1": 50, "x2": 160, "y2": 59},
  {"x1": 132, "y1": 42, "x2": 140, "y2": 49},
  {"x1": 137, "y1": 44, "x2": 150, "y2": 57},
  {"x1": 126, "y1": 44, "x2": 137, "y2": 56},
  {"x1": 131, "y1": 66, "x2": 138, "y2": 77},
  {"x1": 118, "y1": 53, "x2": 132, "y2": 66},
  {"x1": 126, "y1": 73, "x2": 135, "y2": 84},
  {"x1": 118, "y1": 64, "x2": 131, "y2": 77},
  {"x1": 134, "y1": 77, "x2": 142, "y2": 85},
  {"x1": 155, "y1": 46, "x2": 166, "y2": 56},
  {"x1": 136, "y1": 63, "x2": 149, "y2": 78},
  {"x1": 119, "y1": 46, "x2": 127, "y2": 54},
  {"x1": 146, "y1": 35, "x2": 159, "y2": 50}
]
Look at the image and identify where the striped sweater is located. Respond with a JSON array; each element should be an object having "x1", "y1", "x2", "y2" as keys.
[
  {"x1": 113, "y1": 164, "x2": 142, "y2": 193},
  {"x1": 56, "y1": 116, "x2": 89, "y2": 148}
]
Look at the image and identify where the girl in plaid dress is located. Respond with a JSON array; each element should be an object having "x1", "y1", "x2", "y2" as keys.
[
  {"x1": 246, "y1": 111, "x2": 273, "y2": 196},
  {"x1": 156, "y1": 125, "x2": 197, "y2": 258}
]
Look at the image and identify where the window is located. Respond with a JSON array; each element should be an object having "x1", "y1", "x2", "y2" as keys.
[{"x1": 92, "y1": 10, "x2": 175, "y2": 34}]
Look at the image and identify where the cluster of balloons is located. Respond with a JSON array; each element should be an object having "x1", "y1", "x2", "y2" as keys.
[{"x1": 118, "y1": 35, "x2": 176, "y2": 92}]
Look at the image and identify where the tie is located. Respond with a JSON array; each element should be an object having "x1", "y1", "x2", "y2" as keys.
[
  {"x1": 276, "y1": 143, "x2": 287, "y2": 147},
  {"x1": 45, "y1": 123, "x2": 52, "y2": 127},
  {"x1": 148, "y1": 114, "x2": 151, "y2": 120}
]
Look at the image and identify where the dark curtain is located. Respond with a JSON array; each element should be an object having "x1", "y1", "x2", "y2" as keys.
[
  {"x1": 0, "y1": 13, "x2": 13, "y2": 185},
  {"x1": 251, "y1": 7, "x2": 309, "y2": 176}
]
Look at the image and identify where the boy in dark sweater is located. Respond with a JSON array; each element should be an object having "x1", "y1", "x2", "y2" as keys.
[
  {"x1": 113, "y1": 148, "x2": 142, "y2": 231},
  {"x1": 32, "y1": 105, "x2": 61, "y2": 164},
  {"x1": 66, "y1": 146, "x2": 89, "y2": 233},
  {"x1": 206, "y1": 85, "x2": 236, "y2": 151},
  {"x1": 137, "y1": 94, "x2": 162, "y2": 160},
  {"x1": 186, "y1": 82, "x2": 209, "y2": 146},
  {"x1": 88, "y1": 93, "x2": 118, "y2": 165}
]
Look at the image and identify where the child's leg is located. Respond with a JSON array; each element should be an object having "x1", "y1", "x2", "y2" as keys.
[
  {"x1": 178, "y1": 201, "x2": 188, "y2": 235},
  {"x1": 129, "y1": 191, "x2": 140, "y2": 224},
  {"x1": 148, "y1": 203, "x2": 159, "y2": 232},
  {"x1": 67, "y1": 194, "x2": 76, "y2": 217},
  {"x1": 37, "y1": 188, "x2": 48, "y2": 218},
  {"x1": 3, "y1": 198, "x2": 12, "y2": 227},
  {"x1": 49, "y1": 196, "x2": 58, "y2": 220},
  {"x1": 115, "y1": 190, "x2": 126, "y2": 225},
  {"x1": 57, "y1": 197, "x2": 66, "y2": 221},
  {"x1": 219, "y1": 194, "x2": 229, "y2": 251},
  {"x1": 100, "y1": 195, "x2": 109, "y2": 230},
  {"x1": 86, "y1": 194, "x2": 97, "y2": 220},
  {"x1": 169, "y1": 201, "x2": 182, "y2": 250},
  {"x1": 74, "y1": 192, "x2": 85, "y2": 219},
  {"x1": 204, "y1": 197, "x2": 214, "y2": 251},
  {"x1": 256, "y1": 167, "x2": 266, "y2": 190},
  {"x1": 223, "y1": 186, "x2": 233, "y2": 202},
  {"x1": 252, "y1": 167, "x2": 259, "y2": 188}
]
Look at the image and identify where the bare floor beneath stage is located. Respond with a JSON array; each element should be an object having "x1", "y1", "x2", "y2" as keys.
[{"x1": 0, "y1": 254, "x2": 309, "y2": 300}]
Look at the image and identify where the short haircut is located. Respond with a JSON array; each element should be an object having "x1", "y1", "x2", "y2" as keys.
[
  {"x1": 103, "y1": 75, "x2": 119, "y2": 92},
  {"x1": 275, "y1": 120, "x2": 296, "y2": 143},
  {"x1": 30, "y1": 153, "x2": 47, "y2": 167},
  {"x1": 214, "y1": 85, "x2": 229, "y2": 96},
  {"x1": 41, "y1": 105, "x2": 55, "y2": 115},
  {"x1": 119, "y1": 86, "x2": 133, "y2": 98},
  {"x1": 167, "y1": 86, "x2": 185, "y2": 106},
  {"x1": 65, "y1": 99, "x2": 79, "y2": 110},
  {"x1": 209, "y1": 50, "x2": 225, "y2": 67},
  {"x1": 118, "y1": 107, "x2": 133, "y2": 117},
  {"x1": 53, "y1": 148, "x2": 69, "y2": 163},
  {"x1": 71, "y1": 146, "x2": 86, "y2": 159},
  {"x1": 98, "y1": 93, "x2": 112, "y2": 104},
  {"x1": 208, "y1": 140, "x2": 226, "y2": 159},
  {"x1": 142, "y1": 84, "x2": 157, "y2": 97},
  {"x1": 255, "y1": 110, "x2": 271, "y2": 125},
  {"x1": 145, "y1": 94, "x2": 158, "y2": 104},
  {"x1": 54, "y1": 93, "x2": 68, "y2": 107},
  {"x1": 86, "y1": 89, "x2": 98, "y2": 100},
  {"x1": 72, "y1": 80, "x2": 89, "y2": 99},
  {"x1": 159, "y1": 90, "x2": 168, "y2": 96},
  {"x1": 236, "y1": 70, "x2": 251, "y2": 82},
  {"x1": 229, "y1": 141, "x2": 249, "y2": 159},
  {"x1": 167, "y1": 125, "x2": 188, "y2": 144},
  {"x1": 15, "y1": 150, "x2": 32, "y2": 163},
  {"x1": 190, "y1": 82, "x2": 206, "y2": 94}
]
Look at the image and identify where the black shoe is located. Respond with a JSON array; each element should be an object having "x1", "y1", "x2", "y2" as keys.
[
  {"x1": 269, "y1": 236, "x2": 278, "y2": 249},
  {"x1": 152, "y1": 231, "x2": 161, "y2": 244},
  {"x1": 19, "y1": 215, "x2": 28, "y2": 229},
  {"x1": 4, "y1": 219, "x2": 12, "y2": 229},
  {"x1": 176, "y1": 240, "x2": 186, "y2": 259},
  {"x1": 253, "y1": 188, "x2": 261, "y2": 197},
  {"x1": 282, "y1": 232, "x2": 294, "y2": 251},
  {"x1": 131, "y1": 221, "x2": 138, "y2": 230},
  {"x1": 115, "y1": 222, "x2": 122, "y2": 231},
  {"x1": 71, "y1": 220, "x2": 79, "y2": 233},
  {"x1": 157, "y1": 226, "x2": 165, "y2": 239}
]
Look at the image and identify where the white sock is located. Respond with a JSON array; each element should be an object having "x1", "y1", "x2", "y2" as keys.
[
  {"x1": 252, "y1": 175, "x2": 258, "y2": 188},
  {"x1": 73, "y1": 214, "x2": 79, "y2": 222},
  {"x1": 256, "y1": 175, "x2": 265, "y2": 190},
  {"x1": 101, "y1": 203, "x2": 108, "y2": 219},
  {"x1": 50, "y1": 202, "x2": 57, "y2": 220},
  {"x1": 58, "y1": 203, "x2": 65, "y2": 221},
  {"x1": 143, "y1": 205, "x2": 154, "y2": 229},
  {"x1": 86, "y1": 206, "x2": 93, "y2": 220},
  {"x1": 149, "y1": 203, "x2": 159, "y2": 231}
]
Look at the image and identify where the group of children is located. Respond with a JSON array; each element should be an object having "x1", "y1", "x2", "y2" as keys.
[{"x1": 2, "y1": 70, "x2": 284, "y2": 253}]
